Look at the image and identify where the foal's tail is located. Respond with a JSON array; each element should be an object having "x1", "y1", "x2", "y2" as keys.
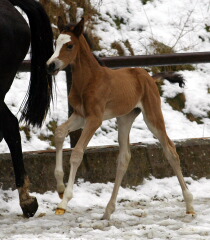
[
  {"x1": 9, "y1": 0, "x2": 54, "y2": 127},
  {"x1": 152, "y1": 72, "x2": 185, "y2": 88}
]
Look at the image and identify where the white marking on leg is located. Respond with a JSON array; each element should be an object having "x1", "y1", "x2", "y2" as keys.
[
  {"x1": 56, "y1": 117, "x2": 102, "y2": 212},
  {"x1": 54, "y1": 113, "x2": 84, "y2": 196},
  {"x1": 55, "y1": 148, "x2": 65, "y2": 194},
  {"x1": 57, "y1": 148, "x2": 84, "y2": 210},
  {"x1": 183, "y1": 189, "x2": 195, "y2": 214}
]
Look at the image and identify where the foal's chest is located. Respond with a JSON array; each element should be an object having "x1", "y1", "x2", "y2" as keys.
[{"x1": 68, "y1": 89, "x2": 85, "y2": 117}]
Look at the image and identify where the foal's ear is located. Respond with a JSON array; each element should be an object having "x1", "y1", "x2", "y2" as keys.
[
  {"x1": 57, "y1": 16, "x2": 65, "y2": 32},
  {"x1": 73, "y1": 18, "x2": 84, "y2": 37}
]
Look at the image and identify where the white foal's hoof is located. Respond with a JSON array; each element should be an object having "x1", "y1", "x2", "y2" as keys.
[{"x1": 55, "y1": 208, "x2": 66, "y2": 215}]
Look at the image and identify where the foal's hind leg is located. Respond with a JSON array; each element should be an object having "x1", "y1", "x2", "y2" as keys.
[
  {"x1": 54, "y1": 112, "x2": 84, "y2": 198},
  {"x1": 140, "y1": 95, "x2": 195, "y2": 214},
  {"x1": 1, "y1": 103, "x2": 38, "y2": 217},
  {"x1": 102, "y1": 109, "x2": 140, "y2": 220}
]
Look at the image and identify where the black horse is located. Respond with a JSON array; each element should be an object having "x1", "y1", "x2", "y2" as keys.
[{"x1": 0, "y1": 0, "x2": 54, "y2": 217}]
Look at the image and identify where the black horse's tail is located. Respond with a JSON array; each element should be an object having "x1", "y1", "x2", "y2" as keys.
[
  {"x1": 9, "y1": 0, "x2": 54, "y2": 127},
  {"x1": 152, "y1": 72, "x2": 185, "y2": 87}
]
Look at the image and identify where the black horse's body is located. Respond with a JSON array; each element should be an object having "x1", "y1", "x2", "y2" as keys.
[{"x1": 0, "y1": 0, "x2": 53, "y2": 217}]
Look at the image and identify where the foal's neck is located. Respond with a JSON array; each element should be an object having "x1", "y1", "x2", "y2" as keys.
[{"x1": 72, "y1": 35, "x2": 101, "y2": 86}]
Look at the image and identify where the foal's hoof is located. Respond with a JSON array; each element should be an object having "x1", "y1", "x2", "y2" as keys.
[
  {"x1": 56, "y1": 208, "x2": 66, "y2": 215},
  {"x1": 20, "y1": 197, "x2": 38, "y2": 218},
  {"x1": 186, "y1": 210, "x2": 196, "y2": 215},
  {"x1": 101, "y1": 212, "x2": 110, "y2": 220},
  {"x1": 58, "y1": 193, "x2": 64, "y2": 199}
]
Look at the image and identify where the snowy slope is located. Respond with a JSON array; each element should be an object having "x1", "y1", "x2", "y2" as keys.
[
  {"x1": 91, "y1": 0, "x2": 210, "y2": 55},
  {"x1": 1, "y1": 0, "x2": 209, "y2": 153}
]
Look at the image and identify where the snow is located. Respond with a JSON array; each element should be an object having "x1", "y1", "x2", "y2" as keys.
[
  {"x1": 1, "y1": 177, "x2": 210, "y2": 239},
  {"x1": 1, "y1": 0, "x2": 209, "y2": 153},
  {"x1": 0, "y1": 0, "x2": 210, "y2": 238},
  {"x1": 91, "y1": 0, "x2": 210, "y2": 55}
]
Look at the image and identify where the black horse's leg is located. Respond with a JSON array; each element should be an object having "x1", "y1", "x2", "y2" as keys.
[
  {"x1": 1, "y1": 103, "x2": 38, "y2": 217},
  {"x1": 0, "y1": 94, "x2": 5, "y2": 143},
  {"x1": 0, "y1": 130, "x2": 3, "y2": 142}
]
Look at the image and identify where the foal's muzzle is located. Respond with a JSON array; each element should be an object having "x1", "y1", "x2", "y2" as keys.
[
  {"x1": 46, "y1": 62, "x2": 57, "y2": 75},
  {"x1": 46, "y1": 57, "x2": 64, "y2": 75}
]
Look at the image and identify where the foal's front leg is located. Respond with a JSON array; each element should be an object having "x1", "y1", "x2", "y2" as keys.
[
  {"x1": 56, "y1": 116, "x2": 102, "y2": 215},
  {"x1": 54, "y1": 113, "x2": 84, "y2": 198}
]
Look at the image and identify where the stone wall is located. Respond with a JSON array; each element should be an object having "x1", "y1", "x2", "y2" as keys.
[{"x1": 0, "y1": 138, "x2": 209, "y2": 193}]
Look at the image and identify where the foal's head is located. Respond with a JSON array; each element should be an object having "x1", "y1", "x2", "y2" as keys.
[{"x1": 46, "y1": 17, "x2": 84, "y2": 75}]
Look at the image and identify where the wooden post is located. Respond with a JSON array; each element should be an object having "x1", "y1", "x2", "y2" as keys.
[{"x1": 65, "y1": 66, "x2": 82, "y2": 148}]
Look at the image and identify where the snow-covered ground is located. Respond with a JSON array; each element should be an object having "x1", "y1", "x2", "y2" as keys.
[{"x1": 1, "y1": 177, "x2": 210, "y2": 240}]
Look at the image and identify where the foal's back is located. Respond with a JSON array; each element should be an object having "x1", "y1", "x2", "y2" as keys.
[{"x1": 101, "y1": 66, "x2": 159, "y2": 119}]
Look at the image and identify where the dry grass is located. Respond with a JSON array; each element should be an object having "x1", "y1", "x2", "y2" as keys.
[
  {"x1": 166, "y1": 93, "x2": 186, "y2": 112},
  {"x1": 19, "y1": 126, "x2": 31, "y2": 141},
  {"x1": 185, "y1": 113, "x2": 203, "y2": 124},
  {"x1": 111, "y1": 42, "x2": 125, "y2": 56},
  {"x1": 40, "y1": 0, "x2": 98, "y2": 39},
  {"x1": 124, "y1": 40, "x2": 135, "y2": 56},
  {"x1": 38, "y1": 121, "x2": 58, "y2": 147},
  {"x1": 149, "y1": 39, "x2": 195, "y2": 73}
]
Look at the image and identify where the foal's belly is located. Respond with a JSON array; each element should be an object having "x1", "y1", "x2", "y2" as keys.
[
  {"x1": 103, "y1": 100, "x2": 140, "y2": 121},
  {"x1": 102, "y1": 109, "x2": 117, "y2": 120}
]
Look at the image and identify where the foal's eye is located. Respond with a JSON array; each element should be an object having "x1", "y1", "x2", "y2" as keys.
[{"x1": 67, "y1": 44, "x2": 73, "y2": 50}]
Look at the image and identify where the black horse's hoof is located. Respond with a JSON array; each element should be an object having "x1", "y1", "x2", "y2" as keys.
[{"x1": 20, "y1": 197, "x2": 38, "y2": 218}]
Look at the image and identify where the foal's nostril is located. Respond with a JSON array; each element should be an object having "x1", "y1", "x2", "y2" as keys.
[{"x1": 47, "y1": 62, "x2": 56, "y2": 74}]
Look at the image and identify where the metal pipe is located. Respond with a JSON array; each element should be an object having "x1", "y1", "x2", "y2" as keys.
[
  {"x1": 100, "y1": 52, "x2": 210, "y2": 68},
  {"x1": 19, "y1": 52, "x2": 210, "y2": 72}
]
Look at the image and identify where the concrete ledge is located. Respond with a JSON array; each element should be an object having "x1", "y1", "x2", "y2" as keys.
[{"x1": 0, "y1": 138, "x2": 209, "y2": 193}]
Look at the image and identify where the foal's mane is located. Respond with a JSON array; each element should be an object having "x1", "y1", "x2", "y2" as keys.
[{"x1": 63, "y1": 23, "x2": 105, "y2": 66}]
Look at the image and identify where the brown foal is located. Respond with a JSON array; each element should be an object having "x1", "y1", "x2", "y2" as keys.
[{"x1": 46, "y1": 17, "x2": 195, "y2": 219}]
